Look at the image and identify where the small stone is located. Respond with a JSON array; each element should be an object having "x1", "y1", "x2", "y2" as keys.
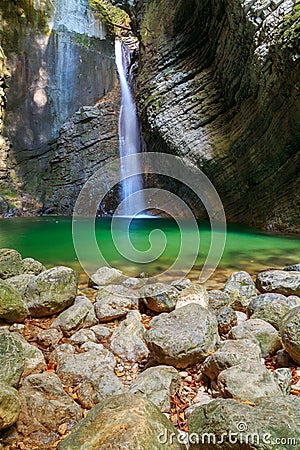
[
  {"x1": 122, "y1": 277, "x2": 146, "y2": 288},
  {"x1": 94, "y1": 293, "x2": 136, "y2": 322},
  {"x1": 69, "y1": 329, "x2": 97, "y2": 345},
  {"x1": 90, "y1": 324, "x2": 112, "y2": 340},
  {"x1": 273, "y1": 368, "x2": 292, "y2": 395},
  {"x1": 36, "y1": 328, "x2": 63, "y2": 347},
  {"x1": 170, "y1": 278, "x2": 192, "y2": 291},
  {"x1": 217, "y1": 306, "x2": 237, "y2": 335},
  {"x1": 208, "y1": 290, "x2": 230, "y2": 312},
  {"x1": 175, "y1": 285, "x2": 209, "y2": 310}
]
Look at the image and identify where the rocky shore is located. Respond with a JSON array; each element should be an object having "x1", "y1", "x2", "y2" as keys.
[{"x1": 0, "y1": 248, "x2": 299, "y2": 449}]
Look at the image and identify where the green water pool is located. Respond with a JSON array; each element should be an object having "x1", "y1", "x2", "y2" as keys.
[{"x1": 0, "y1": 217, "x2": 299, "y2": 288}]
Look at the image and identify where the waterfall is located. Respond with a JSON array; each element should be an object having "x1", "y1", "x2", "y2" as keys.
[{"x1": 115, "y1": 40, "x2": 144, "y2": 216}]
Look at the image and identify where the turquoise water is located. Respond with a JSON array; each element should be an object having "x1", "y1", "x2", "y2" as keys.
[{"x1": 0, "y1": 217, "x2": 299, "y2": 287}]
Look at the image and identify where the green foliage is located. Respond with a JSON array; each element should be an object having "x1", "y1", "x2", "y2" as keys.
[
  {"x1": 277, "y1": 2, "x2": 300, "y2": 51},
  {"x1": 0, "y1": 187, "x2": 18, "y2": 199},
  {"x1": 89, "y1": 0, "x2": 130, "y2": 36}
]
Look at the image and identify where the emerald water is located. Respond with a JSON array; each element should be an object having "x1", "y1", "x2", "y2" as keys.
[{"x1": 0, "y1": 217, "x2": 299, "y2": 288}]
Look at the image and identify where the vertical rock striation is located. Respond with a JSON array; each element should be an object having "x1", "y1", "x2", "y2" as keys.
[{"x1": 117, "y1": 0, "x2": 300, "y2": 232}]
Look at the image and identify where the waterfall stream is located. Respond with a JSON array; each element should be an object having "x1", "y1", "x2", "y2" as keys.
[{"x1": 115, "y1": 40, "x2": 144, "y2": 216}]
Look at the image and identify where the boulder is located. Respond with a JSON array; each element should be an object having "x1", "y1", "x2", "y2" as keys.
[
  {"x1": 5, "y1": 274, "x2": 35, "y2": 297},
  {"x1": 144, "y1": 303, "x2": 218, "y2": 368},
  {"x1": 24, "y1": 266, "x2": 78, "y2": 317},
  {"x1": 217, "y1": 306, "x2": 237, "y2": 335},
  {"x1": 140, "y1": 283, "x2": 179, "y2": 313},
  {"x1": 273, "y1": 368, "x2": 292, "y2": 395},
  {"x1": 16, "y1": 373, "x2": 82, "y2": 448},
  {"x1": 0, "y1": 332, "x2": 24, "y2": 387},
  {"x1": 171, "y1": 278, "x2": 192, "y2": 291},
  {"x1": 224, "y1": 271, "x2": 257, "y2": 312},
  {"x1": 90, "y1": 325, "x2": 112, "y2": 340},
  {"x1": 57, "y1": 393, "x2": 184, "y2": 450},
  {"x1": 0, "y1": 279, "x2": 28, "y2": 323},
  {"x1": 11, "y1": 333, "x2": 46, "y2": 377},
  {"x1": 94, "y1": 293, "x2": 137, "y2": 322},
  {"x1": 0, "y1": 249, "x2": 23, "y2": 280},
  {"x1": 201, "y1": 339, "x2": 261, "y2": 382},
  {"x1": 89, "y1": 266, "x2": 123, "y2": 287},
  {"x1": 52, "y1": 296, "x2": 97, "y2": 336},
  {"x1": 175, "y1": 285, "x2": 208, "y2": 310},
  {"x1": 21, "y1": 258, "x2": 46, "y2": 275},
  {"x1": 217, "y1": 362, "x2": 282, "y2": 403},
  {"x1": 280, "y1": 306, "x2": 300, "y2": 364},
  {"x1": 228, "y1": 318, "x2": 282, "y2": 357},
  {"x1": 36, "y1": 328, "x2": 63, "y2": 348},
  {"x1": 256, "y1": 269, "x2": 300, "y2": 296},
  {"x1": 109, "y1": 311, "x2": 149, "y2": 362},
  {"x1": 207, "y1": 290, "x2": 230, "y2": 312},
  {"x1": 0, "y1": 381, "x2": 20, "y2": 430},
  {"x1": 283, "y1": 263, "x2": 300, "y2": 272},
  {"x1": 129, "y1": 365, "x2": 181, "y2": 412},
  {"x1": 188, "y1": 396, "x2": 300, "y2": 450},
  {"x1": 247, "y1": 293, "x2": 300, "y2": 329},
  {"x1": 122, "y1": 277, "x2": 146, "y2": 288},
  {"x1": 69, "y1": 329, "x2": 97, "y2": 345},
  {"x1": 76, "y1": 370, "x2": 125, "y2": 409}
]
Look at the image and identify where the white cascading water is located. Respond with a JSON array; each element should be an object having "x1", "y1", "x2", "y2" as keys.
[{"x1": 115, "y1": 40, "x2": 144, "y2": 216}]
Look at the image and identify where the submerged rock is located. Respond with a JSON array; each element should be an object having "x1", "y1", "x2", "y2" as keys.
[
  {"x1": 145, "y1": 303, "x2": 218, "y2": 368},
  {"x1": 57, "y1": 393, "x2": 184, "y2": 450},
  {"x1": 24, "y1": 266, "x2": 78, "y2": 317},
  {"x1": 256, "y1": 269, "x2": 300, "y2": 296},
  {"x1": 280, "y1": 306, "x2": 300, "y2": 364},
  {"x1": 0, "y1": 279, "x2": 28, "y2": 323},
  {"x1": 129, "y1": 365, "x2": 181, "y2": 412}
]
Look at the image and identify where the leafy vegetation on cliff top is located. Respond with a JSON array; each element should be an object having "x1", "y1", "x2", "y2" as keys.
[
  {"x1": 89, "y1": 0, "x2": 131, "y2": 37},
  {"x1": 277, "y1": 1, "x2": 300, "y2": 51}
]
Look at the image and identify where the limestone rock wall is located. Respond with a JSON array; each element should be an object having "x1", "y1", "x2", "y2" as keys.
[
  {"x1": 0, "y1": 0, "x2": 118, "y2": 209},
  {"x1": 122, "y1": 0, "x2": 300, "y2": 232}
]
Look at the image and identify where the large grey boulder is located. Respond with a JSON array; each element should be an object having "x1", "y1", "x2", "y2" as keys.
[
  {"x1": 129, "y1": 365, "x2": 181, "y2": 412},
  {"x1": 52, "y1": 296, "x2": 97, "y2": 336},
  {"x1": 217, "y1": 362, "x2": 282, "y2": 403},
  {"x1": 247, "y1": 293, "x2": 300, "y2": 329},
  {"x1": 0, "y1": 249, "x2": 23, "y2": 279},
  {"x1": 89, "y1": 266, "x2": 123, "y2": 287},
  {"x1": 16, "y1": 373, "x2": 82, "y2": 448},
  {"x1": 228, "y1": 318, "x2": 282, "y2": 357},
  {"x1": 280, "y1": 306, "x2": 300, "y2": 364},
  {"x1": 0, "y1": 333, "x2": 24, "y2": 387},
  {"x1": 0, "y1": 279, "x2": 28, "y2": 323},
  {"x1": 202, "y1": 339, "x2": 261, "y2": 382},
  {"x1": 140, "y1": 283, "x2": 179, "y2": 312},
  {"x1": 24, "y1": 266, "x2": 78, "y2": 317},
  {"x1": 188, "y1": 396, "x2": 300, "y2": 450},
  {"x1": 256, "y1": 269, "x2": 300, "y2": 296},
  {"x1": 21, "y1": 257, "x2": 46, "y2": 275},
  {"x1": 57, "y1": 393, "x2": 184, "y2": 450},
  {"x1": 109, "y1": 311, "x2": 149, "y2": 362},
  {"x1": 11, "y1": 333, "x2": 46, "y2": 377},
  {"x1": 144, "y1": 303, "x2": 218, "y2": 368},
  {"x1": 0, "y1": 381, "x2": 20, "y2": 430},
  {"x1": 224, "y1": 271, "x2": 257, "y2": 312}
]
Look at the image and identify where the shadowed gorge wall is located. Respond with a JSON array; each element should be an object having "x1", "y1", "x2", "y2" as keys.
[{"x1": 116, "y1": 0, "x2": 300, "y2": 232}]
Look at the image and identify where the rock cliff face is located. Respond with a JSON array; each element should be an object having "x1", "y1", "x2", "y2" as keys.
[
  {"x1": 115, "y1": 0, "x2": 300, "y2": 232},
  {"x1": 0, "y1": 0, "x2": 118, "y2": 212}
]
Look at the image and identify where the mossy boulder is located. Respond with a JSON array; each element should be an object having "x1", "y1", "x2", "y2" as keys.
[
  {"x1": 0, "y1": 332, "x2": 24, "y2": 387},
  {"x1": 0, "y1": 249, "x2": 23, "y2": 280},
  {"x1": 0, "y1": 381, "x2": 20, "y2": 430},
  {"x1": 0, "y1": 279, "x2": 29, "y2": 323},
  {"x1": 24, "y1": 266, "x2": 78, "y2": 317}
]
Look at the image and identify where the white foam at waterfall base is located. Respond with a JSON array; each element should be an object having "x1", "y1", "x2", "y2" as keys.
[{"x1": 115, "y1": 40, "x2": 145, "y2": 216}]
